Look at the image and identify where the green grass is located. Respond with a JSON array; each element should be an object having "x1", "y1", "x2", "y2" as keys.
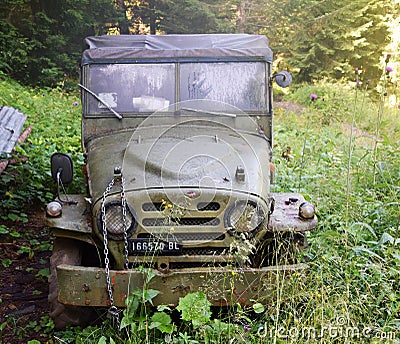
[
  {"x1": 0, "y1": 73, "x2": 399, "y2": 343},
  {"x1": 270, "y1": 79, "x2": 400, "y2": 343},
  {"x1": 0, "y1": 73, "x2": 83, "y2": 217}
]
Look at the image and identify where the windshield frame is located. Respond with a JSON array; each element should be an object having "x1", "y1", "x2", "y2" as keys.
[{"x1": 81, "y1": 60, "x2": 271, "y2": 118}]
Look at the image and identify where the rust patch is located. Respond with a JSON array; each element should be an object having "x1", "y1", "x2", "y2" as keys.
[
  {"x1": 232, "y1": 287, "x2": 248, "y2": 305},
  {"x1": 172, "y1": 284, "x2": 191, "y2": 294}
]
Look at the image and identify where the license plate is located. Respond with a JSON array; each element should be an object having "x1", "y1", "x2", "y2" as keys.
[{"x1": 128, "y1": 238, "x2": 182, "y2": 255}]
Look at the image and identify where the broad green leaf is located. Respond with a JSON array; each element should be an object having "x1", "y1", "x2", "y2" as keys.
[
  {"x1": 157, "y1": 305, "x2": 172, "y2": 312},
  {"x1": 124, "y1": 295, "x2": 140, "y2": 318},
  {"x1": 177, "y1": 292, "x2": 211, "y2": 328},
  {"x1": 253, "y1": 302, "x2": 265, "y2": 314},
  {"x1": 10, "y1": 230, "x2": 20, "y2": 238},
  {"x1": 0, "y1": 226, "x2": 9, "y2": 234},
  {"x1": 97, "y1": 336, "x2": 107, "y2": 344},
  {"x1": 120, "y1": 316, "x2": 131, "y2": 330},
  {"x1": 143, "y1": 289, "x2": 160, "y2": 305},
  {"x1": 7, "y1": 213, "x2": 19, "y2": 221},
  {"x1": 2, "y1": 259, "x2": 12, "y2": 268},
  {"x1": 36, "y1": 268, "x2": 50, "y2": 278},
  {"x1": 150, "y1": 312, "x2": 174, "y2": 333}
]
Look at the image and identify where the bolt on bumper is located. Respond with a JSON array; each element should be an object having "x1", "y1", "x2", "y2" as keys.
[{"x1": 56, "y1": 263, "x2": 308, "y2": 307}]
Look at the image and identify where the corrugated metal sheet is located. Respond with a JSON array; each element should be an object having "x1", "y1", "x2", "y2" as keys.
[{"x1": 0, "y1": 106, "x2": 27, "y2": 154}]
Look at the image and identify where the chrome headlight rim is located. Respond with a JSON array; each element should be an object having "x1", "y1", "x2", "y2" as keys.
[
  {"x1": 98, "y1": 200, "x2": 138, "y2": 241},
  {"x1": 224, "y1": 200, "x2": 265, "y2": 237},
  {"x1": 299, "y1": 201, "x2": 316, "y2": 219},
  {"x1": 46, "y1": 200, "x2": 63, "y2": 217}
]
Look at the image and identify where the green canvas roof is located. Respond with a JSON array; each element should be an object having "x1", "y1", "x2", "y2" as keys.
[{"x1": 82, "y1": 34, "x2": 273, "y2": 64}]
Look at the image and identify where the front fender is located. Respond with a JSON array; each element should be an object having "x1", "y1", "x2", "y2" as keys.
[{"x1": 45, "y1": 194, "x2": 92, "y2": 235}]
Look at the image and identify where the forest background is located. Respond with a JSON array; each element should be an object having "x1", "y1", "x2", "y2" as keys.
[{"x1": 1, "y1": 0, "x2": 399, "y2": 89}]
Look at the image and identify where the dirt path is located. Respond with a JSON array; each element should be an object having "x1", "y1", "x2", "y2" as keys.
[{"x1": 274, "y1": 101, "x2": 306, "y2": 113}]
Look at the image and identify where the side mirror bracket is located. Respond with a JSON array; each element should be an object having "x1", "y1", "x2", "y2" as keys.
[{"x1": 50, "y1": 153, "x2": 77, "y2": 205}]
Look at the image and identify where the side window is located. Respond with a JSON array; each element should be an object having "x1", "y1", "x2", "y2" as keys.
[{"x1": 180, "y1": 63, "x2": 267, "y2": 111}]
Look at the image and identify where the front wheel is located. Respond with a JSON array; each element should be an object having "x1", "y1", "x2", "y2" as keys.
[
  {"x1": 252, "y1": 232, "x2": 308, "y2": 267},
  {"x1": 48, "y1": 238, "x2": 95, "y2": 329}
]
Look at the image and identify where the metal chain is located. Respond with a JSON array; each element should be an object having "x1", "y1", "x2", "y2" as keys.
[
  {"x1": 121, "y1": 175, "x2": 130, "y2": 270},
  {"x1": 101, "y1": 168, "x2": 130, "y2": 329},
  {"x1": 101, "y1": 178, "x2": 121, "y2": 328}
]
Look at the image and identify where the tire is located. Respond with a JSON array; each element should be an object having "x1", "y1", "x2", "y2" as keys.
[
  {"x1": 252, "y1": 232, "x2": 308, "y2": 267},
  {"x1": 48, "y1": 238, "x2": 95, "y2": 329}
]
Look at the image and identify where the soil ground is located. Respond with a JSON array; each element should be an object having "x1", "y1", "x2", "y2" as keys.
[
  {"x1": 0, "y1": 207, "x2": 53, "y2": 343},
  {"x1": 274, "y1": 101, "x2": 306, "y2": 113}
]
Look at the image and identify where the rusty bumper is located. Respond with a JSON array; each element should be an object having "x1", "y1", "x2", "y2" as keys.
[{"x1": 57, "y1": 263, "x2": 307, "y2": 307}]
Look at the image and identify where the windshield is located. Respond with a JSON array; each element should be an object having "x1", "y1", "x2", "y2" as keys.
[
  {"x1": 87, "y1": 64, "x2": 175, "y2": 114},
  {"x1": 180, "y1": 63, "x2": 266, "y2": 111},
  {"x1": 85, "y1": 62, "x2": 267, "y2": 115}
]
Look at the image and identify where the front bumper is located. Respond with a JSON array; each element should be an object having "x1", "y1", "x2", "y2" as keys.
[{"x1": 57, "y1": 263, "x2": 307, "y2": 307}]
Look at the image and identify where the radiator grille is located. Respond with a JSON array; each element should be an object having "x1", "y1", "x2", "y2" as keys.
[
  {"x1": 197, "y1": 202, "x2": 221, "y2": 211},
  {"x1": 137, "y1": 232, "x2": 225, "y2": 241},
  {"x1": 142, "y1": 201, "x2": 221, "y2": 212},
  {"x1": 181, "y1": 247, "x2": 226, "y2": 255},
  {"x1": 142, "y1": 217, "x2": 220, "y2": 227},
  {"x1": 142, "y1": 202, "x2": 163, "y2": 212}
]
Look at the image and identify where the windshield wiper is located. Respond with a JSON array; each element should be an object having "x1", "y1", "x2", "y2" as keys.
[
  {"x1": 180, "y1": 107, "x2": 237, "y2": 118},
  {"x1": 78, "y1": 83, "x2": 122, "y2": 120}
]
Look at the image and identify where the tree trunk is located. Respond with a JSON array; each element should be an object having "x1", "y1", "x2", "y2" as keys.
[
  {"x1": 30, "y1": 0, "x2": 41, "y2": 15},
  {"x1": 149, "y1": 0, "x2": 156, "y2": 34},
  {"x1": 237, "y1": 0, "x2": 247, "y2": 33},
  {"x1": 114, "y1": 0, "x2": 130, "y2": 34}
]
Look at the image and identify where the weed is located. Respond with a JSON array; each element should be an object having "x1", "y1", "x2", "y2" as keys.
[
  {"x1": 0, "y1": 75, "x2": 84, "y2": 221},
  {"x1": 1, "y1": 258, "x2": 12, "y2": 268},
  {"x1": 176, "y1": 292, "x2": 212, "y2": 329},
  {"x1": 271, "y1": 61, "x2": 400, "y2": 342},
  {"x1": 35, "y1": 267, "x2": 50, "y2": 280},
  {"x1": 2, "y1": 67, "x2": 400, "y2": 342}
]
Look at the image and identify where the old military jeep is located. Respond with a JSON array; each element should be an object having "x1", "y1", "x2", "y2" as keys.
[{"x1": 45, "y1": 34, "x2": 317, "y2": 329}]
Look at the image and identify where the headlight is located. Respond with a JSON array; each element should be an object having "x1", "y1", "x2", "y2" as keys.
[
  {"x1": 299, "y1": 202, "x2": 315, "y2": 219},
  {"x1": 46, "y1": 201, "x2": 62, "y2": 217},
  {"x1": 225, "y1": 200, "x2": 265, "y2": 234},
  {"x1": 100, "y1": 201, "x2": 137, "y2": 240}
]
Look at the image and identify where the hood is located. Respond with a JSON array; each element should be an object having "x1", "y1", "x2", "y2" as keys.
[{"x1": 86, "y1": 121, "x2": 270, "y2": 204}]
